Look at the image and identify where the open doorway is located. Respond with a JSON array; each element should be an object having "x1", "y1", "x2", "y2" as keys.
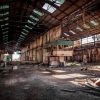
[{"x1": 12, "y1": 52, "x2": 21, "y2": 61}]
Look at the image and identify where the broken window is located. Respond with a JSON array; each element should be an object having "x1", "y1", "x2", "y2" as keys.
[
  {"x1": 42, "y1": 3, "x2": 56, "y2": 13},
  {"x1": 88, "y1": 36, "x2": 94, "y2": 43},
  {"x1": 49, "y1": 0, "x2": 65, "y2": 7},
  {"x1": 82, "y1": 38, "x2": 88, "y2": 44}
]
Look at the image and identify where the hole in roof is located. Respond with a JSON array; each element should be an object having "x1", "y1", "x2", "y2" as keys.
[
  {"x1": 90, "y1": 20, "x2": 99, "y2": 26},
  {"x1": 69, "y1": 30, "x2": 76, "y2": 34},
  {"x1": 42, "y1": 3, "x2": 56, "y2": 13},
  {"x1": 49, "y1": 0, "x2": 65, "y2": 7},
  {"x1": 83, "y1": 24, "x2": 90, "y2": 29},
  {"x1": 64, "y1": 32, "x2": 70, "y2": 36},
  {"x1": 76, "y1": 26, "x2": 83, "y2": 31}
]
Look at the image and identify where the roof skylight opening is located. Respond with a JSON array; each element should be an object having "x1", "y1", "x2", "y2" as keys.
[
  {"x1": 33, "y1": 9, "x2": 44, "y2": 16},
  {"x1": 90, "y1": 20, "x2": 99, "y2": 26},
  {"x1": 2, "y1": 31, "x2": 8, "y2": 34},
  {"x1": 69, "y1": 30, "x2": 76, "y2": 34},
  {"x1": 83, "y1": 24, "x2": 90, "y2": 29},
  {"x1": 28, "y1": 20, "x2": 36, "y2": 25},
  {"x1": 23, "y1": 29, "x2": 29, "y2": 33},
  {"x1": 4, "y1": 42, "x2": 8, "y2": 44},
  {"x1": 0, "y1": 5, "x2": 9, "y2": 9},
  {"x1": 76, "y1": 26, "x2": 83, "y2": 31},
  {"x1": 3, "y1": 35, "x2": 8, "y2": 37},
  {"x1": 1, "y1": 24, "x2": 6, "y2": 27},
  {"x1": 25, "y1": 25, "x2": 32, "y2": 30},
  {"x1": 21, "y1": 32, "x2": 28, "y2": 35},
  {"x1": 3, "y1": 37, "x2": 8, "y2": 39},
  {"x1": 18, "y1": 37, "x2": 24, "y2": 40},
  {"x1": 0, "y1": 19, "x2": 3, "y2": 21},
  {"x1": 1, "y1": 23, "x2": 9, "y2": 27},
  {"x1": 5, "y1": 23, "x2": 9, "y2": 26},
  {"x1": 0, "y1": 12, "x2": 9, "y2": 16},
  {"x1": 49, "y1": 0, "x2": 65, "y2": 7},
  {"x1": 2, "y1": 27, "x2": 9, "y2": 31},
  {"x1": 20, "y1": 35, "x2": 25, "y2": 38},
  {"x1": 42, "y1": 3, "x2": 56, "y2": 13},
  {"x1": 30, "y1": 15, "x2": 39, "y2": 21},
  {"x1": 4, "y1": 17, "x2": 9, "y2": 21},
  {"x1": 64, "y1": 32, "x2": 69, "y2": 36}
]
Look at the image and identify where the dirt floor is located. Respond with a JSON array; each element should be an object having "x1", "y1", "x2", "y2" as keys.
[{"x1": 0, "y1": 64, "x2": 100, "y2": 100}]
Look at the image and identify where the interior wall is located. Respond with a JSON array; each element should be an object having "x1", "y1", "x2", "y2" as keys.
[{"x1": 73, "y1": 48, "x2": 100, "y2": 63}]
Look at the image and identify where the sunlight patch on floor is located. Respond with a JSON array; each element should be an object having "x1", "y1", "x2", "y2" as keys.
[
  {"x1": 52, "y1": 70, "x2": 66, "y2": 73},
  {"x1": 52, "y1": 73, "x2": 87, "y2": 79}
]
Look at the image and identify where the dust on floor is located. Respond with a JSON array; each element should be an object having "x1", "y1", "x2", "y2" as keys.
[{"x1": 0, "y1": 65, "x2": 100, "y2": 100}]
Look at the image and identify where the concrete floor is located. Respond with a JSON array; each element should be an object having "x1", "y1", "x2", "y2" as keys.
[{"x1": 0, "y1": 65, "x2": 100, "y2": 100}]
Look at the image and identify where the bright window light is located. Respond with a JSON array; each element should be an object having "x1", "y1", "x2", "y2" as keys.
[
  {"x1": 1, "y1": 17, "x2": 9, "y2": 21},
  {"x1": 76, "y1": 26, "x2": 83, "y2": 31},
  {"x1": 43, "y1": 3, "x2": 56, "y2": 13},
  {"x1": 64, "y1": 32, "x2": 69, "y2": 36},
  {"x1": 33, "y1": 9, "x2": 44, "y2": 16},
  {"x1": 90, "y1": 20, "x2": 99, "y2": 26},
  {"x1": 88, "y1": 36, "x2": 94, "y2": 43},
  {"x1": 95, "y1": 34, "x2": 100, "y2": 41},
  {"x1": 83, "y1": 24, "x2": 90, "y2": 29},
  {"x1": 69, "y1": 30, "x2": 76, "y2": 34},
  {"x1": 12, "y1": 52, "x2": 20, "y2": 61},
  {"x1": 81, "y1": 37, "x2": 88, "y2": 44},
  {"x1": 49, "y1": 0, "x2": 65, "y2": 7}
]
